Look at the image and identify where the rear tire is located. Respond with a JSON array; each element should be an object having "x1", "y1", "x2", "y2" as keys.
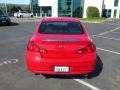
[
  {"x1": 83, "y1": 73, "x2": 93, "y2": 79},
  {"x1": 20, "y1": 15, "x2": 23, "y2": 18},
  {"x1": 43, "y1": 74, "x2": 51, "y2": 79},
  {"x1": 31, "y1": 15, "x2": 33, "y2": 18}
]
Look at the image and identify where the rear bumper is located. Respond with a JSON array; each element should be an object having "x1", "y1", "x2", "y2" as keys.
[
  {"x1": 26, "y1": 53, "x2": 96, "y2": 75},
  {"x1": 27, "y1": 61, "x2": 96, "y2": 75}
]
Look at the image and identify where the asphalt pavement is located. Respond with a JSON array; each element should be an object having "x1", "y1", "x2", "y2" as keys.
[{"x1": 0, "y1": 18, "x2": 120, "y2": 90}]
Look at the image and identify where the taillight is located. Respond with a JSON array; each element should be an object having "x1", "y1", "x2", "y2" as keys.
[
  {"x1": 27, "y1": 41, "x2": 47, "y2": 54},
  {"x1": 27, "y1": 41, "x2": 39, "y2": 52},
  {"x1": 77, "y1": 43, "x2": 96, "y2": 54}
]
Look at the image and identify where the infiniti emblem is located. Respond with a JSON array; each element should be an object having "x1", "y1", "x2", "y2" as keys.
[{"x1": 58, "y1": 45, "x2": 64, "y2": 49}]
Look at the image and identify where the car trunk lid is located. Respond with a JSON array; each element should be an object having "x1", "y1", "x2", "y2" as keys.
[{"x1": 34, "y1": 34, "x2": 90, "y2": 58}]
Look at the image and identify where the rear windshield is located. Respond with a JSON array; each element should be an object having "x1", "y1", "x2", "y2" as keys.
[{"x1": 38, "y1": 21, "x2": 84, "y2": 34}]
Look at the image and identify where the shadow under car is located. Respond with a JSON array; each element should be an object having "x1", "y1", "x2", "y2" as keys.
[{"x1": 0, "y1": 22, "x2": 19, "y2": 27}]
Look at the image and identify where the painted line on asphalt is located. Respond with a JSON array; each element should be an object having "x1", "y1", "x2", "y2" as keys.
[
  {"x1": 98, "y1": 26, "x2": 120, "y2": 35},
  {"x1": 0, "y1": 59, "x2": 19, "y2": 67},
  {"x1": 93, "y1": 35, "x2": 120, "y2": 41},
  {"x1": 111, "y1": 31, "x2": 120, "y2": 34},
  {"x1": 97, "y1": 48, "x2": 120, "y2": 55},
  {"x1": 74, "y1": 79, "x2": 101, "y2": 90},
  {"x1": 105, "y1": 23, "x2": 120, "y2": 26},
  {"x1": 92, "y1": 35, "x2": 120, "y2": 55}
]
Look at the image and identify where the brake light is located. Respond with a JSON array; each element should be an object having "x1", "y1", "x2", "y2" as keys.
[
  {"x1": 27, "y1": 41, "x2": 47, "y2": 54},
  {"x1": 77, "y1": 43, "x2": 96, "y2": 54},
  {"x1": 27, "y1": 41, "x2": 39, "y2": 52}
]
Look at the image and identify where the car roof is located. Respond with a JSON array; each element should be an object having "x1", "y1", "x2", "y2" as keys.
[{"x1": 42, "y1": 17, "x2": 80, "y2": 22}]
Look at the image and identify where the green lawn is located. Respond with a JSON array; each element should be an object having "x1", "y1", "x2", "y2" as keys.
[{"x1": 80, "y1": 17, "x2": 107, "y2": 23}]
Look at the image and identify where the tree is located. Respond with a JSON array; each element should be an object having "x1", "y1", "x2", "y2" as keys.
[
  {"x1": 11, "y1": 6, "x2": 22, "y2": 12},
  {"x1": 86, "y1": 6, "x2": 100, "y2": 18},
  {"x1": 0, "y1": 7, "x2": 6, "y2": 13},
  {"x1": 7, "y1": 4, "x2": 22, "y2": 13},
  {"x1": 0, "y1": 8, "x2": 2, "y2": 13},
  {"x1": 23, "y1": 5, "x2": 31, "y2": 13},
  {"x1": 7, "y1": 4, "x2": 15, "y2": 12}
]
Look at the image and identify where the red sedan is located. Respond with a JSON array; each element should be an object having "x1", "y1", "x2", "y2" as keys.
[{"x1": 26, "y1": 17, "x2": 96, "y2": 76}]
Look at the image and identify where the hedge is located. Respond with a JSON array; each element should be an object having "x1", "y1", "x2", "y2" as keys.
[{"x1": 86, "y1": 6, "x2": 100, "y2": 18}]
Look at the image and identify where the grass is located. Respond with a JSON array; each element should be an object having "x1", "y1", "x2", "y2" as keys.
[{"x1": 80, "y1": 17, "x2": 107, "y2": 23}]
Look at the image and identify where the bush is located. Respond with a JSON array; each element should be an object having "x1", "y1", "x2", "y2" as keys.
[{"x1": 86, "y1": 6, "x2": 100, "y2": 18}]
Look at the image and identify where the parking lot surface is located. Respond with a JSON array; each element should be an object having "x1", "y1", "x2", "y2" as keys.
[{"x1": 0, "y1": 18, "x2": 120, "y2": 90}]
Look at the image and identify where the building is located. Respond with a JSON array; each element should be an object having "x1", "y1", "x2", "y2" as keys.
[
  {"x1": 102, "y1": 0, "x2": 120, "y2": 18},
  {"x1": 31, "y1": 0, "x2": 84, "y2": 18},
  {"x1": 85, "y1": 0, "x2": 120, "y2": 18},
  {"x1": 31, "y1": 0, "x2": 120, "y2": 18}
]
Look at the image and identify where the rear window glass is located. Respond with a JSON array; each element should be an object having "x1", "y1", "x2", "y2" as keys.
[{"x1": 38, "y1": 21, "x2": 84, "y2": 34}]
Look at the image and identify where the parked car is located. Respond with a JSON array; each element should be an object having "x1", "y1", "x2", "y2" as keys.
[
  {"x1": 14, "y1": 12, "x2": 33, "y2": 18},
  {"x1": 0, "y1": 13, "x2": 11, "y2": 25},
  {"x1": 26, "y1": 17, "x2": 96, "y2": 77}
]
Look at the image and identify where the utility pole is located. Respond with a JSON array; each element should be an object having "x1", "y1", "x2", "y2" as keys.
[
  {"x1": 30, "y1": 0, "x2": 32, "y2": 13},
  {"x1": 102, "y1": 0, "x2": 105, "y2": 9},
  {"x1": 102, "y1": 0, "x2": 105, "y2": 17},
  {"x1": 5, "y1": 0, "x2": 8, "y2": 13}
]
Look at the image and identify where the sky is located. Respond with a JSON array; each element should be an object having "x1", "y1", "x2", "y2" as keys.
[{"x1": 0, "y1": 0, "x2": 30, "y2": 4}]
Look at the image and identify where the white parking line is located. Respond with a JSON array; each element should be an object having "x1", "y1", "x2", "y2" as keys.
[
  {"x1": 74, "y1": 79, "x2": 101, "y2": 90},
  {"x1": 98, "y1": 26, "x2": 120, "y2": 35},
  {"x1": 0, "y1": 59, "x2": 19, "y2": 67},
  {"x1": 111, "y1": 32, "x2": 120, "y2": 34},
  {"x1": 97, "y1": 48, "x2": 120, "y2": 55},
  {"x1": 93, "y1": 35, "x2": 120, "y2": 41},
  {"x1": 74, "y1": 48, "x2": 120, "y2": 90},
  {"x1": 73, "y1": 22, "x2": 120, "y2": 90},
  {"x1": 105, "y1": 23, "x2": 120, "y2": 26}
]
